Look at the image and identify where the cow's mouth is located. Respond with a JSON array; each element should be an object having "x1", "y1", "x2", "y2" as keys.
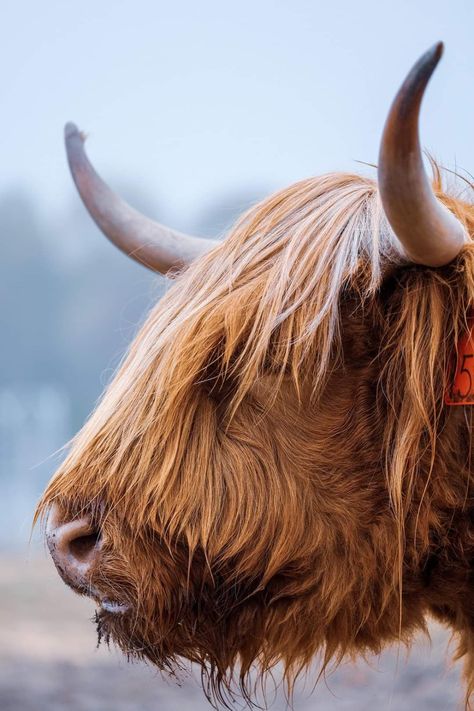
[{"x1": 100, "y1": 598, "x2": 131, "y2": 614}]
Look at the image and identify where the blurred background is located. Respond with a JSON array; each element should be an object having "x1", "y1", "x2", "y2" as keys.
[{"x1": 1, "y1": 0, "x2": 473, "y2": 708}]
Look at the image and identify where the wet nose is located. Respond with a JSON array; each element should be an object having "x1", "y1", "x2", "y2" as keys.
[{"x1": 46, "y1": 504, "x2": 102, "y2": 594}]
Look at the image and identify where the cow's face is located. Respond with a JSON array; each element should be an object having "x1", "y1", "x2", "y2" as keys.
[
  {"x1": 38, "y1": 172, "x2": 391, "y2": 679},
  {"x1": 37, "y1": 44, "x2": 474, "y2": 703}
]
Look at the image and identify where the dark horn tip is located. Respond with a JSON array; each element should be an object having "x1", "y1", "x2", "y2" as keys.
[
  {"x1": 418, "y1": 41, "x2": 444, "y2": 78},
  {"x1": 389, "y1": 42, "x2": 446, "y2": 123},
  {"x1": 424, "y1": 41, "x2": 444, "y2": 70}
]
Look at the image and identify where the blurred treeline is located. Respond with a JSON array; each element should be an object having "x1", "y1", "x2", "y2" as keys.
[{"x1": 0, "y1": 180, "x2": 265, "y2": 546}]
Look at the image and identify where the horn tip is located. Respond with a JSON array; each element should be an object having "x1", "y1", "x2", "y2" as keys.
[
  {"x1": 65, "y1": 122, "x2": 78, "y2": 137},
  {"x1": 429, "y1": 41, "x2": 444, "y2": 65},
  {"x1": 406, "y1": 43, "x2": 444, "y2": 92},
  {"x1": 412, "y1": 42, "x2": 444, "y2": 99},
  {"x1": 64, "y1": 122, "x2": 87, "y2": 143}
]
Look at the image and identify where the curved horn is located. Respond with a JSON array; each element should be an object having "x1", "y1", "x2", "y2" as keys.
[
  {"x1": 64, "y1": 123, "x2": 218, "y2": 273},
  {"x1": 378, "y1": 42, "x2": 467, "y2": 267}
]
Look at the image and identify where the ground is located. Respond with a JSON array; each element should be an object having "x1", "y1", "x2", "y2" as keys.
[{"x1": 0, "y1": 553, "x2": 465, "y2": 710}]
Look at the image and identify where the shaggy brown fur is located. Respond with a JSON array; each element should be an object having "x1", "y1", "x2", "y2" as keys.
[{"x1": 37, "y1": 170, "x2": 474, "y2": 707}]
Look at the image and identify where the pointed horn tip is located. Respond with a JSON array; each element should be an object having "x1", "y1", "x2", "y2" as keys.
[
  {"x1": 397, "y1": 43, "x2": 445, "y2": 102},
  {"x1": 423, "y1": 41, "x2": 444, "y2": 71},
  {"x1": 432, "y1": 41, "x2": 444, "y2": 61},
  {"x1": 64, "y1": 122, "x2": 87, "y2": 144},
  {"x1": 413, "y1": 42, "x2": 444, "y2": 86},
  {"x1": 381, "y1": 42, "x2": 446, "y2": 136}
]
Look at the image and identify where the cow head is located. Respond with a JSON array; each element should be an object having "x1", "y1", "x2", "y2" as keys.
[{"x1": 37, "y1": 44, "x2": 474, "y2": 705}]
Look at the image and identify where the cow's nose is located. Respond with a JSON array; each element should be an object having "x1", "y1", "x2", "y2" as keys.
[{"x1": 46, "y1": 503, "x2": 102, "y2": 594}]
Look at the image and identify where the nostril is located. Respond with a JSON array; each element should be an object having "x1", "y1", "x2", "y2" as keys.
[
  {"x1": 68, "y1": 530, "x2": 102, "y2": 563},
  {"x1": 46, "y1": 504, "x2": 104, "y2": 593}
]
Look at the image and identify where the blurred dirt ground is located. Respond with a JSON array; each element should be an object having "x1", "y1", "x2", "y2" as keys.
[{"x1": 0, "y1": 552, "x2": 466, "y2": 710}]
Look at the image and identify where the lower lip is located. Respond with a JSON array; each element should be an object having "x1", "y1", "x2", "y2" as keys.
[{"x1": 100, "y1": 599, "x2": 130, "y2": 614}]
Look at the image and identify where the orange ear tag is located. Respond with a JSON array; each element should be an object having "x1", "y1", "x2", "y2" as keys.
[{"x1": 446, "y1": 309, "x2": 474, "y2": 405}]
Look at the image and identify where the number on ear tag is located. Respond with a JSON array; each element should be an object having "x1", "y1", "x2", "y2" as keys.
[{"x1": 446, "y1": 310, "x2": 474, "y2": 405}]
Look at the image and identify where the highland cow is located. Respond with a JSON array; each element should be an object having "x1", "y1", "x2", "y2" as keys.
[{"x1": 38, "y1": 43, "x2": 474, "y2": 706}]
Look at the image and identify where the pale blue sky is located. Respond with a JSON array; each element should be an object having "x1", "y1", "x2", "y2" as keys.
[{"x1": 2, "y1": 0, "x2": 474, "y2": 233}]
